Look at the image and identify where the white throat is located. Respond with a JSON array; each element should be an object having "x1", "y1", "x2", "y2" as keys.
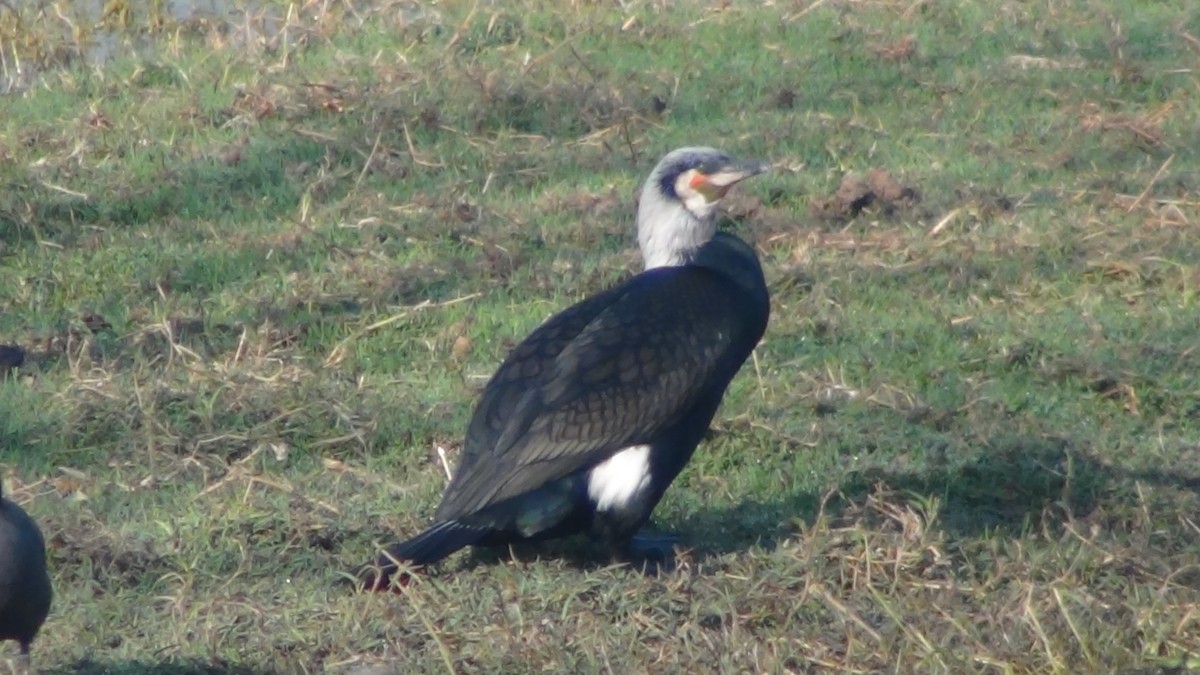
[{"x1": 637, "y1": 193, "x2": 715, "y2": 269}]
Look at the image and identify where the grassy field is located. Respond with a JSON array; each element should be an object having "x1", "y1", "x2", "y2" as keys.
[{"x1": 2, "y1": 0, "x2": 1199, "y2": 672}]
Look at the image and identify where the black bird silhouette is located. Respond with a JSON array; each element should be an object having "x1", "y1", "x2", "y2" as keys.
[
  {"x1": 360, "y1": 147, "x2": 770, "y2": 589},
  {"x1": 0, "y1": 481, "x2": 52, "y2": 670}
]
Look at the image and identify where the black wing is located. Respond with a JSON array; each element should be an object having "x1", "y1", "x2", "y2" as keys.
[
  {"x1": 452, "y1": 286, "x2": 625, "y2": 484},
  {"x1": 435, "y1": 262, "x2": 766, "y2": 521}
]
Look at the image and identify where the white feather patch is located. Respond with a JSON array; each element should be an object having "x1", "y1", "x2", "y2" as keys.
[{"x1": 587, "y1": 445, "x2": 653, "y2": 511}]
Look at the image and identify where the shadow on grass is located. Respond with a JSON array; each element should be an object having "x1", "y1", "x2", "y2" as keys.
[
  {"x1": 49, "y1": 659, "x2": 274, "y2": 675},
  {"x1": 672, "y1": 434, "x2": 1200, "y2": 561},
  {"x1": 382, "y1": 432, "x2": 1200, "y2": 579},
  {"x1": 345, "y1": 425, "x2": 1200, "y2": 583}
]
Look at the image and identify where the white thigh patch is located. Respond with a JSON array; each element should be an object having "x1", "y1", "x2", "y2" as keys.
[{"x1": 587, "y1": 445, "x2": 653, "y2": 511}]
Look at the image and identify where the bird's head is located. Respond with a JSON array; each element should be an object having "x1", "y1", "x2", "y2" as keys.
[{"x1": 637, "y1": 147, "x2": 769, "y2": 268}]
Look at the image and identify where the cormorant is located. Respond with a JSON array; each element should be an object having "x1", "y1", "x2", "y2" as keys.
[
  {"x1": 0, "y1": 481, "x2": 52, "y2": 668},
  {"x1": 360, "y1": 147, "x2": 770, "y2": 589}
]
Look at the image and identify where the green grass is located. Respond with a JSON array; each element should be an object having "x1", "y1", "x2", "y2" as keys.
[{"x1": 2, "y1": 0, "x2": 1199, "y2": 672}]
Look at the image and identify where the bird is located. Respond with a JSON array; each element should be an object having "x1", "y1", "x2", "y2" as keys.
[
  {"x1": 358, "y1": 147, "x2": 771, "y2": 589},
  {"x1": 0, "y1": 481, "x2": 52, "y2": 670}
]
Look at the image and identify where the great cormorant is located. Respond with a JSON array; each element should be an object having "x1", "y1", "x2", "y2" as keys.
[
  {"x1": 360, "y1": 147, "x2": 770, "y2": 588},
  {"x1": 0, "y1": 481, "x2": 52, "y2": 668}
]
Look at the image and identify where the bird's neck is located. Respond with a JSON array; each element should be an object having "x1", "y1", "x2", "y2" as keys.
[{"x1": 637, "y1": 203, "x2": 716, "y2": 269}]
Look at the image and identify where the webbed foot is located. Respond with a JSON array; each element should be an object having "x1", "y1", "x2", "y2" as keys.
[{"x1": 620, "y1": 531, "x2": 679, "y2": 574}]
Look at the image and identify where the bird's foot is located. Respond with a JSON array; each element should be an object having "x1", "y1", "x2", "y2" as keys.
[
  {"x1": 621, "y1": 531, "x2": 678, "y2": 574},
  {"x1": 630, "y1": 530, "x2": 678, "y2": 559}
]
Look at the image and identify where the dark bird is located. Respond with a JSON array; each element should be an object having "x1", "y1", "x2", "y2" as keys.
[
  {"x1": 0, "y1": 481, "x2": 52, "y2": 669},
  {"x1": 360, "y1": 147, "x2": 770, "y2": 589},
  {"x1": 0, "y1": 345, "x2": 25, "y2": 378}
]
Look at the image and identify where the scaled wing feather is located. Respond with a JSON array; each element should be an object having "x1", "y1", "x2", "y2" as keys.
[{"x1": 435, "y1": 266, "x2": 756, "y2": 520}]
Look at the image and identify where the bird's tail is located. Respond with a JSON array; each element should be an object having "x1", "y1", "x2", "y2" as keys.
[
  {"x1": 356, "y1": 520, "x2": 482, "y2": 591},
  {"x1": 383, "y1": 519, "x2": 483, "y2": 566}
]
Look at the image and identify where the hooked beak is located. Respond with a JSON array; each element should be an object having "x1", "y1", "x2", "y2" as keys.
[{"x1": 692, "y1": 159, "x2": 771, "y2": 200}]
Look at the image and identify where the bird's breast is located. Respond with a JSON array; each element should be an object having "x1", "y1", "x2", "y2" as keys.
[{"x1": 586, "y1": 445, "x2": 653, "y2": 512}]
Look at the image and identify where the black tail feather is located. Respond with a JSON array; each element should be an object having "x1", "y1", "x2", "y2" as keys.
[
  {"x1": 355, "y1": 520, "x2": 483, "y2": 591},
  {"x1": 383, "y1": 519, "x2": 482, "y2": 566}
]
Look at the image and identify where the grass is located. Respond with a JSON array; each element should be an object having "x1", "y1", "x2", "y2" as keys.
[{"x1": 1, "y1": 0, "x2": 1199, "y2": 672}]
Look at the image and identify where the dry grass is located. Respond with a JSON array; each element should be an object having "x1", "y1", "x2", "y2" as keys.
[{"x1": 1, "y1": 0, "x2": 1199, "y2": 672}]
